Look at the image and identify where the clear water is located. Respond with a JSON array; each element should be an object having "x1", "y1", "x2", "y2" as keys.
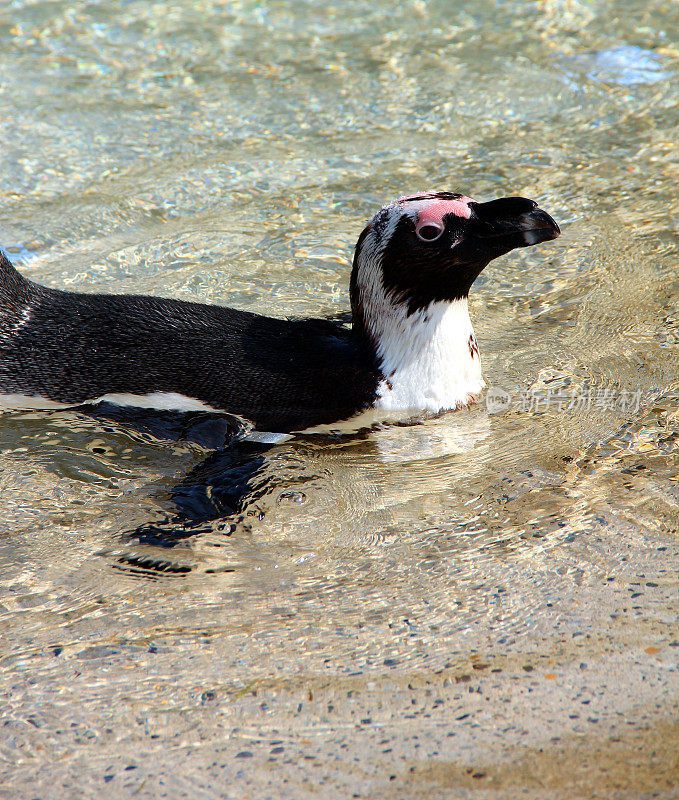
[{"x1": 0, "y1": 1, "x2": 678, "y2": 797}]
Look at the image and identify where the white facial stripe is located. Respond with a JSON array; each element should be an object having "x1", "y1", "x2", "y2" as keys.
[{"x1": 354, "y1": 205, "x2": 402, "y2": 320}]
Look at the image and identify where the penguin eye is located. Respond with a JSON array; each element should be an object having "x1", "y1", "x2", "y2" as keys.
[{"x1": 416, "y1": 223, "x2": 444, "y2": 242}]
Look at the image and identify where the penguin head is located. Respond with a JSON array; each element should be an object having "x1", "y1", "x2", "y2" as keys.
[{"x1": 350, "y1": 191, "x2": 560, "y2": 322}]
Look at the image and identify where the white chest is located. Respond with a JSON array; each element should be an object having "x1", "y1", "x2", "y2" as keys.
[{"x1": 371, "y1": 299, "x2": 485, "y2": 413}]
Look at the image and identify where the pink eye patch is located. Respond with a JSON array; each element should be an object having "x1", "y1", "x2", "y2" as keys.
[{"x1": 397, "y1": 194, "x2": 473, "y2": 229}]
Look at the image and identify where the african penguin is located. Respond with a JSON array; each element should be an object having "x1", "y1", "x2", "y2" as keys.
[{"x1": 0, "y1": 193, "x2": 559, "y2": 433}]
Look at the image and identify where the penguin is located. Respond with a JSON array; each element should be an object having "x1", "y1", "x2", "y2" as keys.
[{"x1": 0, "y1": 192, "x2": 559, "y2": 434}]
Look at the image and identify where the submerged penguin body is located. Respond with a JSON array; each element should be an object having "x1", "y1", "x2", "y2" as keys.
[{"x1": 0, "y1": 192, "x2": 560, "y2": 432}]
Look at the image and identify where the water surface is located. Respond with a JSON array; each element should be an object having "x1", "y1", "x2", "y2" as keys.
[{"x1": 0, "y1": 1, "x2": 677, "y2": 797}]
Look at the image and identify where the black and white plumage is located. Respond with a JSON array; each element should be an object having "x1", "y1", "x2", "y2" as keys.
[{"x1": 0, "y1": 193, "x2": 559, "y2": 433}]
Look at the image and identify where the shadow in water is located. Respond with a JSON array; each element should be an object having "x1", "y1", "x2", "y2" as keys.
[
  {"x1": 74, "y1": 403, "x2": 279, "y2": 568},
  {"x1": 131, "y1": 440, "x2": 279, "y2": 544},
  {"x1": 78, "y1": 403, "x2": 496, "y2": 577},
  {"x1": 78, "y1": 402, "x2": 356, "y2": 577}
]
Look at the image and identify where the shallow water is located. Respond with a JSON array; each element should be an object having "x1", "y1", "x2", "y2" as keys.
[{"x1": 0, "y1": 1, "x2": 678, "y2": 798}]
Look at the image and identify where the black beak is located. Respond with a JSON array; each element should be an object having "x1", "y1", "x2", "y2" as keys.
[
  {"x1": 438, "y1": 195, "x2": 560, "y2": 297},
  {"x1": 467, "y1": 196, "x2": 561, "y2": 253}
]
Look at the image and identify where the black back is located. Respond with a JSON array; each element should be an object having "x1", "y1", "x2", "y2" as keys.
[{"x1": 0, "y1": 253, "x2": 380, "y2": 432}]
